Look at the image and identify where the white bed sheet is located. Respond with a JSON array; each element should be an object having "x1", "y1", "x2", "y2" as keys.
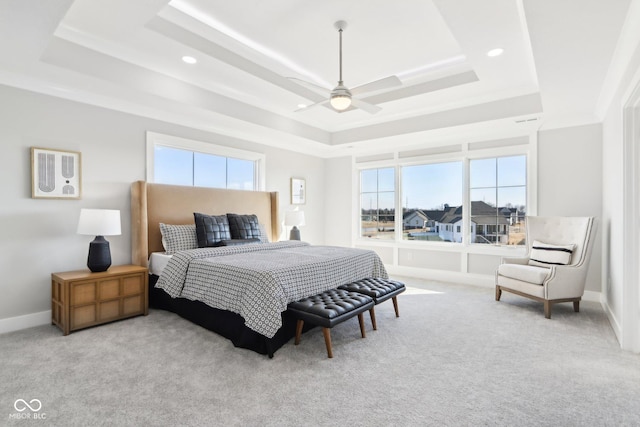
[{"x1": 149, "y1": 252, "x2": 172, "y2": 276}]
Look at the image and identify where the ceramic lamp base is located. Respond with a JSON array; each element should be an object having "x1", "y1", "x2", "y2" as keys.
[
  {"x1": 289, "y1": 226, "x2": 301, "y2": 241},
  {"x1": 87, "y1": 235, "x2": 111, "y2": 272}
]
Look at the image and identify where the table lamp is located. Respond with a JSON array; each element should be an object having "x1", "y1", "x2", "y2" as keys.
[
  {"x1": 77, "y1": 209, "x2": 121, "y2": 272},
  {"x1": 285, "y1": 210, "x2": 305, "y2": 240}
]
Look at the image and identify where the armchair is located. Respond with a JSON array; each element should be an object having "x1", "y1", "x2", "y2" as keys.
[{"x1": 495, "y1": 216, "x2": 596, "y2": 318}]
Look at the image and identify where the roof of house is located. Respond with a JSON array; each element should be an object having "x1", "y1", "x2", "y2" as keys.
[
  {"x1": 403, "y1": 209, "x2": 428, "y2": 221},
  {"x1": 404, "y1": 201, "x2": 511, "y2": 225},
  {"x1": 427, "y1": 201, "x2": 510, "y2": 225},
  {"x1": 472, "y1": 215, "x2": 510, "y2": 226}
]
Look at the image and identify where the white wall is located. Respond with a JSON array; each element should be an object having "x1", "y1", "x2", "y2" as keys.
[
  {"x1": 537, "y1": 123, "x2": 603, "y2": 292},
  {"x1": 602, "y1": 53, "x2": 640, "y2": 341},
  {"x1": 602, "y1": 98, "x2": 625, "y2": 334},
  {"x1": 0, "y1": 84, "x2": 325, "y2": 328},
  {"x1": 323, "y1": 156, "x2": 353, "y2": 248}
]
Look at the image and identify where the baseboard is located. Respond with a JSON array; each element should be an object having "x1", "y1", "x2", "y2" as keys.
[
  {"x1": 601, "y1": 297, "x2": 622, "y2": 344},
  {"x1": 386, "y1": 266, "x2": 603, "y2": 302},
  {"x1": 0, "y1": 310, "x2": 51, "y2": 335},
  {"x1": 386, "y1": 266, "x2": 495, "y2": 288},
  {"x1": 582, "y1": 290, "x2": 601, "y2": 303},
  {"x1": 0, "y1": 279, "x2": 603, "y2": 336}
]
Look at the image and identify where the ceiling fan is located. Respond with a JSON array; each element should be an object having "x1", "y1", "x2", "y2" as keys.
[{"x1": 292, "y1": 20, "x2": 402, "y2": 114}]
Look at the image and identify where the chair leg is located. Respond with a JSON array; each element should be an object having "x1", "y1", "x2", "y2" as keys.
[
  {"x1": 392, "y1": 296, "x2": 400, "y2": 317},
  {"x1": 573, "y1": 300, "x2": 580, "y2": 313},
  {"x1": 358, "y1": 313, "x2": 367, "y2": 338},
  {"x1": 495, "y1": 286, "x2": 502, "y2": 301},
  {"x1": 322, "y1": 327, "x2": 333, "y2": 358},
  {"x1": 369, "y1": 307, "x2": 377, "y2": 330},
  {"x1": 544, "y1": 300, "x2": 552, "y2": 319},
  {"x1": 294, "y1": 319, "x2": 304, "y2": 345}
]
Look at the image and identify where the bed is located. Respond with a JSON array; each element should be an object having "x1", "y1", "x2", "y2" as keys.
[{"x1": 131, "y1": 181, "x2": 387, "y2": 357}]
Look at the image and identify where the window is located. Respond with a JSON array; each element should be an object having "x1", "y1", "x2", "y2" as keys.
[
  {"x1": 401, "y1": 162, "x2": 462, "y2": 242},
  {"x1": 154, "y1": 147, "x2": 255, "y2": 190},
  {"x1": 470, "y1": 155, "x2": 526, "y2": 245},
  {"x1": 147, "y1": 132, "x2": 265, "y2": 190},
  {"x1": 356, "y1": 141, "x2": 532, "y2": 248},
  {"x1": 360, "y1": 168, "x2": 395, "y2": 239}
]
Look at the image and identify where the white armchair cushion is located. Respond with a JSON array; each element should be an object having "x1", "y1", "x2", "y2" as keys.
[
  {"x1": 498, "y1": 263, "x2": 551, "y2": 285},
  {"x1": 528, "y1": 240, "x2": 575, "y2": 267}
]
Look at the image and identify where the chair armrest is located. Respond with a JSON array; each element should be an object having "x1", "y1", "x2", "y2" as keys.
[
  {"x1": 544, "y1": 265, "x2": 588, "y2": 300},
  {"x1": 500, "y1": 257, "x2": 529, "y2": 265}
]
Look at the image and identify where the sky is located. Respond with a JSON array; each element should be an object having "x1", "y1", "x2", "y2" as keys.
[
  {"x1": 155, "y1": 146, "x2": 526, "y2": 212},
  {"x1": 154, "y1": 145, "x2": 255, "y2": 190},
  {"x1": 362, "y1": 155, "x2": 527, "y2": 211}
]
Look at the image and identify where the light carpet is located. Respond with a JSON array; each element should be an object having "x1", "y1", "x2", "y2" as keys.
[{"x1": 1, "y1": 277, "x2": 639, "y2": 426}]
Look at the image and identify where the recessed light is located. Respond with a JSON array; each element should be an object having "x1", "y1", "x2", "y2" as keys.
[
  {"x1": 487, "y1": 48, "x2": 504, "y2": 57},
  {"x1": 182, "y1": 56, "x2": 197, "y2": 64},
  {"x1": 297, "y1": 104, "x2": 307, "y2": 109}
]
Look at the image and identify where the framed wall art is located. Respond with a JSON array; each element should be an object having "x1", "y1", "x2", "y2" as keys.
[
  {"x1": 31, "y1": 147, "x2": 82, "y2": 199},
  {"x1": 291, "y1": 177, "x2": 306, "y2": 204}
]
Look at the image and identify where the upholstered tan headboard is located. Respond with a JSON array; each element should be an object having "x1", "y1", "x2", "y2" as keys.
[{"x1": 131, "y1": 181, "x2": 279, "y2": 266}]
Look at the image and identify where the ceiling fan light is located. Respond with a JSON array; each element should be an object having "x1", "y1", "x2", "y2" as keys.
[{"x1": 330, "y1": 94, "x2": 352, "y2": 111}]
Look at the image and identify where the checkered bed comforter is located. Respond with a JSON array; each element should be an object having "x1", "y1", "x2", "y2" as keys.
[{"x1": 155, "y1": 241, "x2": 388, "y2": 338}]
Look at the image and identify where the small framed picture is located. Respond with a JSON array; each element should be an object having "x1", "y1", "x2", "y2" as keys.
[
  {"x1": 31, "y1": 147, "x2": 82, "y2": 199},
  {"x1": 291, "y1": 177, "x2": 306, "y2": 204}
]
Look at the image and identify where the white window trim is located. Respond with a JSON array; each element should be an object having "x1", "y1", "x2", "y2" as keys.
[
  {"x1": 146, "y1": 131, "x2": 266, "y2": 190},
  {"x1": 353, "y1": 134, "x2": 537, "y2": 257}
]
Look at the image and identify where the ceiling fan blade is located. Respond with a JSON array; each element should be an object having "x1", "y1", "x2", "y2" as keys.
[
  {"x1": 351, "y1": 98, "x2": 382, "y2": 114},
  {"x1": 295, "y1": 98, "x2": 330, "y2": 112},
  {"x1": 288, "y1": 77, "x2": 331, "y2": 96},
  {"x1": 350, "y1": 75, "x2": 402, "y2": 96}
]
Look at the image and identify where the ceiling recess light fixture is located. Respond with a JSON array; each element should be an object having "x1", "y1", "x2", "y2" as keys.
[
  {"x1": 487, "y1": 48, "x2": 504, "y2": 57},
  {"x1": 297, "y1": 103, "x2": 307, "y2": 109},
  {"x1": 182, "y1": 55, "x2": 197, "y2": 64}
]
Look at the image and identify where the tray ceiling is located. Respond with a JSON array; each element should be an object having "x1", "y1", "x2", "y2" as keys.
[{"x1": 0, "y1": 0, "x2": 631, "y2": 156}]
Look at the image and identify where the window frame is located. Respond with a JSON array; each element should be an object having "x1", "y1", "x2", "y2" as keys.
[
  {"x1": 398, "y1": 158, "x2": 464, "y2": 244},
  {"x1": 146, "y1": 132, "x2": 266, "y2": 190},
  {"x1": 354, "y1": 136, "x2": 537, "y2": 256},
  {"x1": 359, "y1": 167, "x2": 396, "y2": 240},
  {"x1": 468, "y1": 153, "x2": 528, "y2": 246}
]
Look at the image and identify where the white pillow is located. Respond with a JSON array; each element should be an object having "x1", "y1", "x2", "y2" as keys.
[
  {"x1": 529, "y1": 240, "x2": 575, "y2": 267},
  {"x1": 159, "y1": 223, "x2": 198, "y2": 254}
]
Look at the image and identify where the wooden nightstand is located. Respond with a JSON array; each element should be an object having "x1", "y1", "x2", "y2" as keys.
[{"x1": 51, "y1": 265, "x2": 148, "y2": 335}]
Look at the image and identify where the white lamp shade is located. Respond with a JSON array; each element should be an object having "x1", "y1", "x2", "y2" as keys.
[
  {"x1": 285, "y1": 210, "x2": 305, "y2": 227},
  {"x1": 77, "y1": 209, "x2": 121, "y2": 236}
]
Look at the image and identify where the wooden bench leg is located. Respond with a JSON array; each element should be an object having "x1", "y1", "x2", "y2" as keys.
[
  {"x1": 392, "y1": 296, "x2": 400, "y2": 317},
  {"x1": 322, "y1": 327, "x2": 333, "y2": 358},
  {"x1": 495, "y1": 286, "x2": 502, "y2": 301},
  {"x1": 358, "y1": 313, "x2": 367, "y2": 338},
  {"x1": 369, "y1": 307, "x2": 377, "y2": 330},
  {"x1": 295, "y1": 319, "x2": 304, "y2": 345},
  {"x1": 573, "y1": 300, "x2": 580, "y2": 312}
]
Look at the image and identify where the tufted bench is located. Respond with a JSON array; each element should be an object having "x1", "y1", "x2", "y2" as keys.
[
  {"x1": 288, "y1": 289, "x2": 374, "y2": 358},
  {"x1": 339, "y1": 277, "x2": 406, "y2": 330}
]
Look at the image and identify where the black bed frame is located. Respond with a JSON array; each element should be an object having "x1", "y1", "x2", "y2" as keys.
[{"x1": 148, "y1": 275, "x2": 312, "y2": 358}]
